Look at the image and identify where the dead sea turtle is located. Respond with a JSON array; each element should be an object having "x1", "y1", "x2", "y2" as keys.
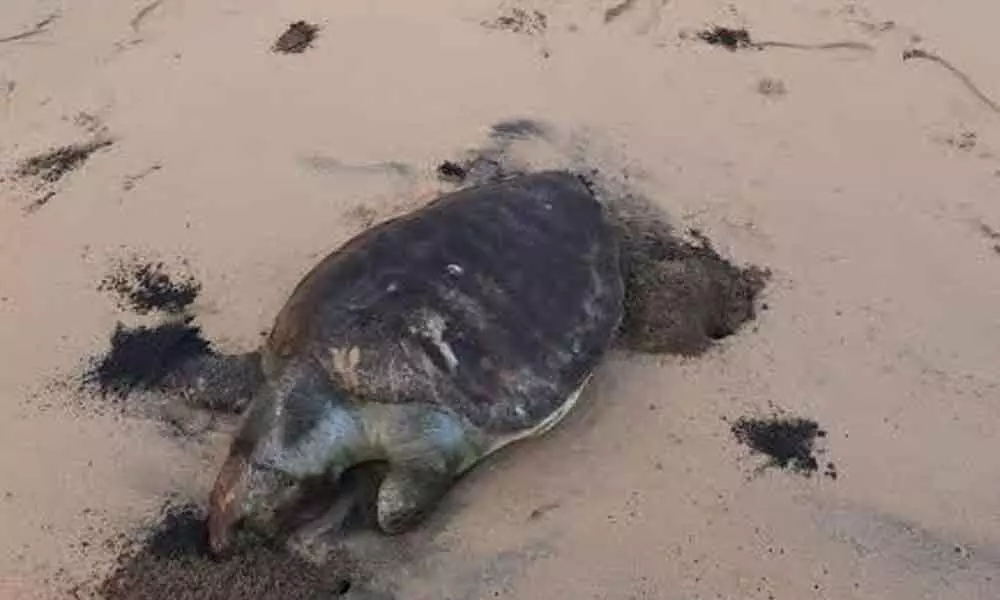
[{"x1": 207, "y1": 170, "x2": 625, "y2": 554}]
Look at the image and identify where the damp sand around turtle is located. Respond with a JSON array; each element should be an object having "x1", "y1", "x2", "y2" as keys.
[
  {"x1": 84, "y1": 319, "x2": 215, "y2": 399},
  {"x1": 72, "y1": 170, "x2": 768, "y2": 425},
  {"x1": 80, "y1": 318, "x2": 262, "y2": 420},
  {"x1": 96, "y1": 503, "x2": 359, "y2": 600},
  {"x1": 610, "y1": 201, "x2": 770, "y2": 356},
  {"x1": 75, "y1": 170, "x2": 770, "y2": 596}
]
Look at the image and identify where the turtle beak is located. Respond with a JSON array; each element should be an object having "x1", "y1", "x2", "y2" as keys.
[{"x1": 206, "y1": 452, "x2": 249, "y2": 557}]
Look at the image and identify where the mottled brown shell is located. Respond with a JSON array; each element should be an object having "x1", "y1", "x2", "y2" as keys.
[{"x1": 263, "y1": 171, "x2": 624, "y2": 434}]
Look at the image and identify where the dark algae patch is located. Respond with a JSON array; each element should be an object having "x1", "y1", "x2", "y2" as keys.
[
  {"x1": 141, "y1": 503, "x2": 213, "y2": 559},
  {"x1": 482, "y1": 8, "x2": 548, "y2": 35},
  {"x1": 604, "y1": 0, "x2": 638, "y2": 23},
  {"x1": 84, "y1": 318, "x2": 214, "y2": 398},
  {"x1": 14, "y1": 138, "x2": 113, "y2": 184},
  {"x1": 86, "y1": 251, "x2": 263, "y2": 414},
  {"x1": 731, "y1": 416, "x2": 834, "y2": 477},
  {"x1": 97, "y1": 503, "x2": 358, "y2": 600},
  {"x1": 612, "y1": 204, "x2": 769, "y2": 356},
  {"x1": 99, "y1": 257, "x2": 201, "y2": 315},
  {"x1": 697, "y1": 26, "x2": 754, "y2": 51},
  {"x1": 435, "y1": 160, "x2": 468, "y2": 183},
  {"x1": 272, "y1": 20, "x2": 319, "y2": 54}
]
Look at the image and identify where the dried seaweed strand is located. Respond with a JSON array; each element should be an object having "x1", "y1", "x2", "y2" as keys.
[
  {"x1": 0, "y1": 13, "x2": 58, "y2": 44},
  {"x1": 130, "y1": 0, "x2": 164, "y2": 32},
  {"x1": 903, "y1": 48, "x2": 1000, "y2": 115},
  {"x1": 604, "y1": 0, "x2": 638, "y2": 23},
  {"x1": 757, "y1": 40, "x2": 875, "y2": 52}
]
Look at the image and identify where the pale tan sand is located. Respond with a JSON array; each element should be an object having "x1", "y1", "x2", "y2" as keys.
[{"x1": 2, "y1": 0, "x2": 1000, "y2": 598}]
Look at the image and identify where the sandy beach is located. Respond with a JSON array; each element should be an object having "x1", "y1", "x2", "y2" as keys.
[{"x1": 2, "y1": 0, "x2": 1000, "y2": 598}]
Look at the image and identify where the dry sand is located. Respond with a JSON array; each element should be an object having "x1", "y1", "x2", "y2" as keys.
[{"x1": 2, "y1": 0, "x2": 1000, "y2": 598}]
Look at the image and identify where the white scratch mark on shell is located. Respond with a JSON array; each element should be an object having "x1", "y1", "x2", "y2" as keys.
[
  {"x1": 424, "y1": 312, "x2": 459, "y2": 371},
  {"x1": 330, "y1": 346, "x2": 362, "y2": 389}
]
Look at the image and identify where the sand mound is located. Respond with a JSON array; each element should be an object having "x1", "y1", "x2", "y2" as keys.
[
  {"x1": 96, "y1": 503, "x2": 358, "y2": 600},
  {"x1": 610, "y1": 199, "x2": 769, "y2": 356}
]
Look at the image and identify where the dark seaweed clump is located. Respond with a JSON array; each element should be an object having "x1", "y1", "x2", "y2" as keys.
[
  {"x1": 99, "y1": 258, "x2": 202, "y2": 315},
  {"x1": 731, "y1": 416, "x2": 831, "y2": 477},
  {"x1": 436, "y1": 161, "x2": 468, "y2": 183},
  {"x1": 272, "y1": 21, "x2": 320, "y2": 54},
  {"x1": 84, "y1": 319, "x2": 214, "y2": 398},
  {"x1": 483, "y1": 8, "x2": 548, "y2": 35},
  {"x1": 697, "y1": 26, "x2": 754, "y2": 51},
  {"x1": 14, "y1": 139, "x2": 113, "y2": 183},
  {"x1": 97, "y1": 503, "x2": 357, "y2": 600}
]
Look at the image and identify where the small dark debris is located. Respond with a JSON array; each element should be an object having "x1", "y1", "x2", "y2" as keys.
[
  {"x1": 73, "y1": 112, "x2": 107, "y2": 136},
  {"x1": 96, "y1": 502, "x2": 360, "y2": 600},
  {"x1": 143, "y1": 504, "x2": 211, "y2": 560},
  {"x1": 604, "y1": 0, "x2": 638, "y2": 23},
  {"x1": 98, "y1": 257, "x2": 201, "y2": 315},
  {"x1": 527, "y1": 502, "x2": 560, "y2": 521},
  {"x1": 976, "y1": 223, "x2": 1000, "y2": 255},
  {"x1": 123, "y1": 163, "x2": 163, "y2": 191},
  {"x1": 435, "y1": 155, "x2": 517, "y2": 187},
  {"x1": 436, "y1": 161, "x2": 468, "y2": 183},
  {"x1": 945, "y1": 131, "x2": 977, "y2": 151},
  {"x1": 865, "y1": 21, "x2": 896, "y2": 33},
  {"x1": 979, "y1": 222, "x2": 1000, "y2": 240},
  {"x1": 14, "y1": 139, "x2": 113, "y2": 184},
  {"x1": 489, "y1": 118, "x2": 547, "y2": 140},
  {"x1": 731, "y1": 416, "x2": 830, "y2": 477},
  {"x1": 83, "y1": 318, "x2": 215, "y2": 398},
  {"x1": 697, "y1": 26, "x2": 754, "y2": 51},
  {"x1": 0, "y1": 12, "x2": 58, "y2": 44},
  {"x1": 272, "y1": 21, "x2": 319, "y2": 54},
  {"x1": 435, "y1": 119, "x2": 547, "y2": 186},
  {"x1": 756, "y1": 77, "x2": 787, "y2": 97},
  {"x1": 23, "y1": 191, "x2": 57, "y2": 214},
  {"x1": 483, "y1": 8, "x2": 548, "y2": 35}
]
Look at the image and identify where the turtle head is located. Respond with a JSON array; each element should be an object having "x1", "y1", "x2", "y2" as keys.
[
  {"x1": 206, "y1": 367, "x2": 364, "y2": 556},
  {"x1": 206, "y1": 384, "x2": 305, "y2": 556},
  {"x1": 207, "y1": 447, "x2": 304, "y2": 556}
]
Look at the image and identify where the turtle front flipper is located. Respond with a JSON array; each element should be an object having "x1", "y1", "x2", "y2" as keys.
[
  {"x1": 360, "y1": 403, "x2": 488, "y2": 535},
  {"x1": 376, "y1": 466, "x2": 452, "y2": 535},
  {"x1": 282, "y1": 462, "x2": 388, "y2": 561}
]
